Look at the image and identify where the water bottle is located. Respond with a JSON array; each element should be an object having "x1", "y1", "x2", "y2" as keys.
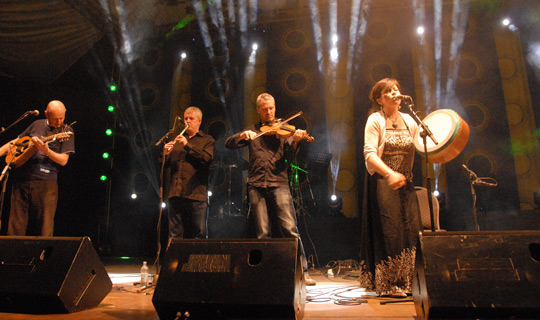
[
  {"x1": 327, "y1": 268, "x2": 334, "y2": 278},
  {"x1": 140, "y1": 261, "x2": 149, "y2": 287}
]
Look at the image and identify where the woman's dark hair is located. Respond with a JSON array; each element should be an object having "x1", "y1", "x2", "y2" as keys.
[{"x1": 368, "y1": 78, "x2": 401, "y2": 114}]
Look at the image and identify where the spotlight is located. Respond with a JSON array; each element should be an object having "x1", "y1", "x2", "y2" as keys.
[
  {"x1": 208, "y1": 190, "x2": 213, "y2": 197},
  {"x1": 330, "y1": 48, "x2": 338, "y2": 61},
  {"x1": 331, "y1": 34, "x2": 338, "y2": 45},
  {"x1": 131, "y1": 193, "x2": 137, "y2": 199},
  {"x1": 328, "y1": 195, "x2": 343, "y2": 216},
  {"x1": 416, "y1": 26, "x2": 425, "y2": 35},
  {"x1": 502, "y1": 18, "x2": 510, "y2": 26},
  {"x1": 433, "y1": 190, "x2": 440, "y2": 197},
  {"x1": 252, "y1": 43, "x2": 258, "y2": 51},
  {"x1": 161, "y1": 202, "x2": 167, "y2": 208}
]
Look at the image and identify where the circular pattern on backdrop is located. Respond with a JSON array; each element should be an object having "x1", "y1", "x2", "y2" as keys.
[
  {"x1": 140, "y1": 84, "x2": 160, "y2": 109},
  {"x1": 207, "y1": 77, "x2": 230, "y2": 102},
  {"x1": 330, "y1": 121, "x2": 353, "y2": 145},
  {"x1": 463, "y1": 101, "x2": 490, "y2": 132},
  {"x1": 366, "y1": 19, "x2": 392, "y2": 43},
  {"x1": 464, "y1": 15, "x2": 475, "y2": 37},
  {"x1": 513, "y1": 153, "x2": 531, "y2": 176},
  {"x1": 212, "y1": 38, "x2": 229, "y2": 59},
  {"x1": 457, "y1": 54, "x2": 483, "y2": 84},
  {"x1": 282, "y1": 68, "x2": 311, "y2": 96},
  {"x1": 131, "y1": 171, "x2": 150, "y2": 194},
  {"x1": 205, "y1": 118, "x2": 228, "y2": 141},
  {"x1": 137, "y1": 45, "x2": 163, "y2": 71},
  {"x1": 506, "y1": 103, "x2": 524, "y2": 127},
  {"x1": 251, "y1": 86, "x2": 267, "y2": 105},
  {"x1": 463, "y1": 150, "x2": 497, "y2": 176},
  {"x1": 283, "y1": 111, "x2": 312, "y2": 134},
  {"x1": 367, "y1": 60, "x2": 398, "y2": 84},
  {"x1": 498, "y1": 57, "x2": 517, "y2": 79},
  {"x1": 335, "y1": 167, "x2": 356, "y2": 192},
  {"x1": 283, "y1": 29, "x2": 308, "y2": 52},
  {"x1": 133, "y1": 129, "x2": 154, "y2": 151}
]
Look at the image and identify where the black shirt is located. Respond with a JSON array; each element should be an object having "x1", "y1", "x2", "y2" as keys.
[
  {"x1": 164, "y1": 131, "x2": 215, "y2": 201},
  {"x1": 13, "y1": 119, "x2": 75, "y2": 181},
  {"x1": 225, "y1": 123, "x2": 297, "y2": 188}
]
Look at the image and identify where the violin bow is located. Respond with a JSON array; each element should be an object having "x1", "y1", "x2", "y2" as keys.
[{"x1": 251, "y1": 111, "x2": 303, "y2": 140}]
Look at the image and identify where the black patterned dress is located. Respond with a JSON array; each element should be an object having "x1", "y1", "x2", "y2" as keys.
[{"x1": 360, "y1": 128, "x2": 421, "y2": 296}]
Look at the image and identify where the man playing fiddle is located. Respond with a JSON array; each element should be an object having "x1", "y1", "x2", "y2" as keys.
[{"x1": 225, "y1": 93, "x2": 316, "y2": 285}]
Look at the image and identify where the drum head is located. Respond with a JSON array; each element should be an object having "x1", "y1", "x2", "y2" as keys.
[{"x1": 414, "y1": 109, "x2": 469, "y2": 163}]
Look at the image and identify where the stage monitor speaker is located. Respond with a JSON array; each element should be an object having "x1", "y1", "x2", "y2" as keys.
[
  {"x1": 413, "y1": 231, "x2": 540, "y2": 319},
  {"x1": 152, "y1": 238, "x2": 305, "y2": 320},
  {"x1": 0, "y1": 236, "x2": 112, "y2": 314}
]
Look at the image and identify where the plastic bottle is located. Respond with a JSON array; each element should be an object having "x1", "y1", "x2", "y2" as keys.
[{"x1": 140, "y1": 261, "x2": 149, "y2": 287}]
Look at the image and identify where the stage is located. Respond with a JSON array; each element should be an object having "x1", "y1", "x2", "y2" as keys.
[{"x1": 0, "y1": 258, "x2": 416, "y2": 320}]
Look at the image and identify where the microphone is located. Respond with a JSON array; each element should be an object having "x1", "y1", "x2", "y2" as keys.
[
  {"x1": 395, "y1": 95, "x2": 411, "y2": 101},
  {"x1": 27, "y1": 110, "x2": 40, "y2": 116},
  {"x1": 462, "y1": 164, "x2": 478, "y2": 180}
]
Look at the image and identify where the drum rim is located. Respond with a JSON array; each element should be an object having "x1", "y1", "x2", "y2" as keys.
[{"x1": 415, "y1": 109, "x2": 460, "y2": 156}]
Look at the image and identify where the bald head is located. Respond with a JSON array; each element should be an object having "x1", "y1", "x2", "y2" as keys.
[{"x1": 45, "y1": 100, "x2": 66, "y2": 128}]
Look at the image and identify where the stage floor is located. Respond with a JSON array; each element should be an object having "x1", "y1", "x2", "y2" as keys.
[{"x1": 0, "y1": 259, "x2": 416, "y2": 320}]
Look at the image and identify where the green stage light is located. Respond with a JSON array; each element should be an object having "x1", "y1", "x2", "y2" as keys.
[
  {"x1": 109, "y1": 84, "x2": 117, "y2": 92},
  {"x1": 105, "y1": 129, "x2": 113, "y2": 136},
  {"x1": 107, "y1": 105, "x2": 115, "y2": 112},
  {"x1": 100, "y1": 175, "x2": 107, "y2": 181},
  {"x1": 102, "y1": 152, "x2": 109, "y2": 159}
]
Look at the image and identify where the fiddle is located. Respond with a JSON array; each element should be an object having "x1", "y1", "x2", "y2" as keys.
[{"x1": 260, "y1": 120, "x2": 315, "y2": 143}]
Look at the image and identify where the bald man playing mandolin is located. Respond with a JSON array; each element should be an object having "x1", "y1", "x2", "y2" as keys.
[{"x1": 0, "y1": 100, "x2": 75, "y2": 236}]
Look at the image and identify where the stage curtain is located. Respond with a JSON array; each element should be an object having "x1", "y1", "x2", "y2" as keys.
[{"x1": 0, "y1": 0, "x2": 104, "y2": 82}]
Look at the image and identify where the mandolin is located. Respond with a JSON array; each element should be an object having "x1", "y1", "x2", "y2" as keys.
[{"x1": 6, "y1": 131, "x2": 73, "y2": 168}]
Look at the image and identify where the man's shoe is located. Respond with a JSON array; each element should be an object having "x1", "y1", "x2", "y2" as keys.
[{"x1": 304, "y1": 273, "x2": 316, "y2": 286}]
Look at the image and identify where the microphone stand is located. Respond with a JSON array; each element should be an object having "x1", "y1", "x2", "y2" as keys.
[
  {"x1": 0, "y1": 111, "x2": 35, "y2": 137},
  {"x1": 153, "y1": 119, "x2": 181, "y2": 284},
  {"x1": 402, "y1": 97, "x2": 439, "y2": 232},
  {"x1": 462, "y1": 165, "x2": 497, "y2": 231}
]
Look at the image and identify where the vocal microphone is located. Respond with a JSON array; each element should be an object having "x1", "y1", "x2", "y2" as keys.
[
  {"x1": 395, "y1": 95, "x2": 411, "y2": 101},
  {"x1": 462, "y1": 164, "x2": 478, "y2": 180},
  {"x1": 26, "y1": 110, "x2": 40, "y2": 116}
]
